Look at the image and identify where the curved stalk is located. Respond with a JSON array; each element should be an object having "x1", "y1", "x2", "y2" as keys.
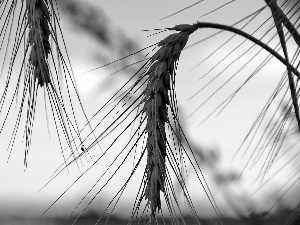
[{"x1": 176, "y1": 22, "x2": 300, "y2": 78}]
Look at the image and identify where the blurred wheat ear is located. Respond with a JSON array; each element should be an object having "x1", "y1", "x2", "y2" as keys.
[{"x1": 0, "y1": 0, "x2": 89, "y2": 167}]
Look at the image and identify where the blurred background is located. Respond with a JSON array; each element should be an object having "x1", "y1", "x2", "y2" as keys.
[{"x1": 0, "y1": 0, "x2": 300, "y2": 224}]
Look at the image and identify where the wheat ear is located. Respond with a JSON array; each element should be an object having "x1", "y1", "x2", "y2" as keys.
[
  {"x1": 26, "y1": 0, "x2": 51, "y2": 86},
  {"x1": 18, "y1": 0, "x2": 52, "y2": 166},
  {"x1": 142, "y1": 24, "x2": 197, "y2": 217},
  {"x1": 20, "y1": 0, "x2": 83, "y2": 166}
]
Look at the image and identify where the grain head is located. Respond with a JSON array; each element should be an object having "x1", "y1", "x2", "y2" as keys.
[
  {"x1": 26, "y1": 0, "x2": 51, "y2": 86},
  {"x1": 142, "y1": 26, "x2": 195, "y2": 217}
]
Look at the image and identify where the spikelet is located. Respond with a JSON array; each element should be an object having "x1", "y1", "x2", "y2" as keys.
[
  {"x1": 142, "y1": 26, "x2": 195, "y2": 217},
  {"x1": 26, "y1": 0, "x2": 51, "y2": 86}
]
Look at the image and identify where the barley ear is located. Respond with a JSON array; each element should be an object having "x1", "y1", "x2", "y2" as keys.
[{"x1": 142, "y1": 26, "x2": 195, "y2": 217}]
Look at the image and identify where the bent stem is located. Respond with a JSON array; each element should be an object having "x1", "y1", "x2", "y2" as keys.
[{"x1": 189, "y1": 22, "x2": 300, "y2": 78}]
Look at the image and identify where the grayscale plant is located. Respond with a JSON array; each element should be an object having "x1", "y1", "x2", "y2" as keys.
[{"x1": 1, "y1": 0, "x2": 300, "y2": 225}]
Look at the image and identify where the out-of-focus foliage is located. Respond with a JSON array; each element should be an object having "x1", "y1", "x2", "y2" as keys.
[
  {"x1": 59, "y1": 0, "x2": 145, "y2": 75},
  {"x1": 59, "y1": 0, "x2": 146, "y2": 100}
]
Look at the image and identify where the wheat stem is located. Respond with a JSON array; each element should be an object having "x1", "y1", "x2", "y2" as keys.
[{"x1": 189, "y1": 22, "x2": 300, "y2": 78}]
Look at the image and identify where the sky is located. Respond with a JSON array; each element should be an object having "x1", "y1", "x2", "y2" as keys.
[{"x1": 0, "y1": 0, "x2": 300, "y2": 222}]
